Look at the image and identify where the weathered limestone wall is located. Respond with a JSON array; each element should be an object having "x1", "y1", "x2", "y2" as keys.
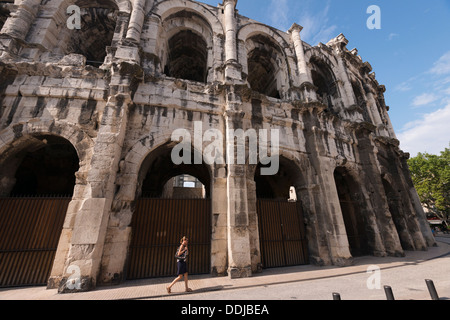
[{"x1": 0, "y1": 0, "x2": 435, "y2": 292}]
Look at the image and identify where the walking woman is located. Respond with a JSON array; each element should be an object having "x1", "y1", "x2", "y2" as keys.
[{"x1": 167, "y1": 236, "x2": 193, "y2": 294}]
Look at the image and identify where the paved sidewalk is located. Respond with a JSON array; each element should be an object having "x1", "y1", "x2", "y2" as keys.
[{"x1": 1, "y1": 238, "x2": 449, "y2": 301}]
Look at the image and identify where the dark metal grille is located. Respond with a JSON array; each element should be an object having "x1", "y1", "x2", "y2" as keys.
[
  {"x1": 126, "y1": 198, "x2": 211, "y2": 280},
  {"x1": 257, "y1": 199, "x2": 309, "y2": 269},
  {"x1": 0, "y1": 197, "x2": 70, "y2": 287}
]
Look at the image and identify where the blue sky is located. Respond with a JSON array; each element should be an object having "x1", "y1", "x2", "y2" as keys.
[{"x1": 200, "y1": 0, "x2": 450, "y2": 157}]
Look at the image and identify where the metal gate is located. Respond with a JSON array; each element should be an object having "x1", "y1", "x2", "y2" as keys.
[
  {"x1": 257, "y1": 199, "x2": 309, "y2": 268},
  {"x1": 126, "y1": 198, "x2": 211, "y2": 280},
  {"x1": 0, "y1": 197, "x2": 70, "y2": 287}
]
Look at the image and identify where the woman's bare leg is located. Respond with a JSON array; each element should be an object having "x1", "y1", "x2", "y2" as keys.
[
  {"x1": 184, "y1": 273, "x2": 192, "y2": 292},
  {"x1": 167, "y1": 275, "x2": 183, "y2": 293}
]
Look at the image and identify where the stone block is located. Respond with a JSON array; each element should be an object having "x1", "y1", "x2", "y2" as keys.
[{"x1": 71, "y1": 198, "x2": 107, "y2": 245}]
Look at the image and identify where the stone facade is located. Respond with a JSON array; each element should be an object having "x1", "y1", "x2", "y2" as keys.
[{"x1": 0, "y1": 0, "x2": 435, "y2": 292}]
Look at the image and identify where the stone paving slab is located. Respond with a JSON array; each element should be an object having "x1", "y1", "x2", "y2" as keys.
[{"x1": 0, "y1": 239, "x2": 449, "y2": 301}]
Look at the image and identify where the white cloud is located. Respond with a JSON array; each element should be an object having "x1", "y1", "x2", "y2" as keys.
[
  {"x1": 268, "y1": 0, "x2": 337, "y2": 45},
  {"x1": 388, "y1": 33, "x2": 399, "y2": 41},
  {"x1": 269, "y1": 0, "x2": 290, "y2": 31},
  {"x1": 444, "y1": 87, "x2": 450, "y2": 95},
  {"x1": 412, "y1": 93, "x2": 439, "y2": 107},
  {"x1": 429, "y1": 51, "x2": 450, "y2": 75},
  {"x1": 397, "y1": 104, "x2": 450, "y2": 157},
  {"x1": 395, "y1": 81, "x2": 412, "y2": 92},
  {"x1": 296, "y1": 2, "x2": 338, "y2": 45}
]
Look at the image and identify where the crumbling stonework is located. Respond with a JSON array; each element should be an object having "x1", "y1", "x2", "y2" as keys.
[{"x1": 0, "y1": 0, "x2": 435, "y2": 292}]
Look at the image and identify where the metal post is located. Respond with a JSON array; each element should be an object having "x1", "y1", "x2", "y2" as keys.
[
  {"x1": 425, "y1": 279, "x2": 440, "y2": 300},
  {"x1": 332, "y1": 293, "x2": 341, "y2": 300},
  {"x1": 384, "y1": 286, "x2": 395, "y2": 300}
]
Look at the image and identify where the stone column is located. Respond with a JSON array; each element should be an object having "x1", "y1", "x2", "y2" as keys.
[
  {"x1": 302, "y1": 112, "x2": 353, "y2": 266},
  {"x1": 327, "y1": 34, "x2": 362, "y2": 118},
  {"x1": 2, "y1": 0, "x2": 39, "y2": 41},
  {"x1": 224, "y1": 90, "x2": 252, "y2": 278},
  {"x1": 125, "y1": 0, "x2": 149, "y2": 43},
  {"x1": 288, "y1": 23, "x2": 316, "y2": 102},
  {"x1": 354, "y1": 129, "x2": 404, "y2": 257},
  {"x1": 211, "y1": 167, "x2": 229, "y2": 276},
  {"x1": 366, "y1": 90, "x2": 388, "y2": 137},
  {"x1": 384, "y1": 110, "x2": 397, "y2": 140},
  {"x1": 223, "y1": 0, "x2": 241, "y2": 81},
  {"x1": 377, "y1": 86, "x2": 397, "y2": 139},
  {"x1": 335, "y1": 56, "x2": 356, "y2": 109},
  {"x1": 289, "y1": 24, "x2": 310, "y2": 85}
]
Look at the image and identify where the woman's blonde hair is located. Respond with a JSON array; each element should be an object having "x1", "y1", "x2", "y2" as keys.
[{"x1": 180, "y1": 236, "x2": 188, "y2": 244}]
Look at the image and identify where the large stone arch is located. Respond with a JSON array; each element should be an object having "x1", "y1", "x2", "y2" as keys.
[
  {"x1": 137, "y1": 140, "x2": 213, "y2": 199},
  {"x1": 332, "y1": 165, "x2": 371, "y2": 257},
  {"x1": 114, "y1": 131, "x2": 176, "y2": 203},
  {"x1": 100, "y1": 126, "x2": 222, "y2": 283},
  {"x1": 0, "y1": 122, "x2": 94, "y2": 217},
  {"x1": 0, "y1": 121, "x2": 95, "y2": 288},
  {"x1": 247, "y1": 150, "x2": 312, "y2": 271},
  {"x1": 306, "y1": 47, "x2": 339, "y2": 73},
  {"x1": 148, "y1": 0, "x2": 224, "y2": 36},
  {"x1": 0, "y1": 121, "x2": 93, "y2": 181},
  {"x1": 38, "y1": 0, "x2": 128, "y2": 66},
  {"x1": 150, "y1": 2, "x2": 224, "y2": 82},
  {"x1": 101, "y1": 132, "x2": 216, "y2": 282},
  {"x1": 159, "y1": 12, "x2": 213, "y2": 83},
  {"x1": 237, "y1": 23, "x2": 295, "y2": 99},
  {"x1": 237, "y1": 23, "x2": 293, "y2": 56}
]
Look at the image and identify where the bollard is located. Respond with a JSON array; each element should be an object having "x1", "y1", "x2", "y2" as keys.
[
  {"x1": 425, "y1": 279, "x2": 440, "y2": 300},
  {"x1": 384, "y1": 286, "x2": 395, "y2": 300},
  {"x1": 332, "y1": 293, "x2": 341, "y2": 301}
]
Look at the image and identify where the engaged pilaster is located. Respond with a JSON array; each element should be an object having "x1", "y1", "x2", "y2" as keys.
[
  {"x1": 224, "y1": 88, "x2": 252, "y2": 279},
  {"x1": 56, "y1": 62, "x2": 141, "y2": 293}
]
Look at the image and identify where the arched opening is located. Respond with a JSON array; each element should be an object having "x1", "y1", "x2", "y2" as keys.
[
  {"x1": 246, "y1": 35, "x2": 285, "y2": 99},
  {"x1": 65, "y1": 0, "x2": 119, "y2": 67},
  {"x1": 126, "y1": 143, "x2": 211, "y2": 280},
  {"x1": 139, "y1": 142, "x2": 211, "y2": 199},
  {"x1": 310, "y1": 58, "x2": 338, "y2": 112},
  {"x1": 382, "y1": 178, "x2": 413, "y2": 250},
  {"x1": 0, "y1": 135, "x2": 79, "y2": 287},
  {"x1": 8, "y1": 135, "x2": 79, "y2": 197},
  {"x1": 164, "y1": 30, "x2": 208, "y2": 83},
  {"x1": 255, "y1": 157, "x2": 299, "y2": 200},
  {"x1": 254, "y1": 157, "x2": 309, "y2": 269},
  {"x1": 334, "y1": 167, "x2": 369, "y2": 257},
  {"x1": 0, "y1": 1, "x2": 12, "y2": 31},
  {"x1": 161, "y1": 174, "x2": 206, "y2": 199}
]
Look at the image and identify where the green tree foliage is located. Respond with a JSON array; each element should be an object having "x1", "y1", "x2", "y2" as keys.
[{"x1": 407, "y1": 146, "x2": 450, "y2": 226}]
